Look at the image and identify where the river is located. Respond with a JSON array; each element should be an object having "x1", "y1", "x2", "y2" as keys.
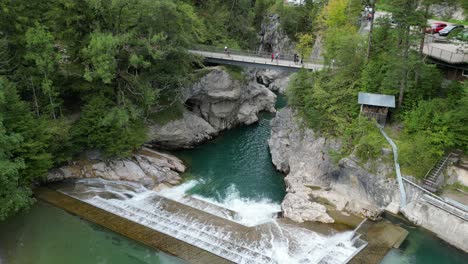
[{"x1": 0, "y1": 96, "x2": 466, "y2": 263}]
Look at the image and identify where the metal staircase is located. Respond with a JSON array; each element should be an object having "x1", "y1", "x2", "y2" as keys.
[{"x1": 422, "y1": 153, "x2": 455, "y2": 193}]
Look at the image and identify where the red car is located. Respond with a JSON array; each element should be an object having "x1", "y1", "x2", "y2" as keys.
[{"x1": 426, "y1": 22, "x2": 447, "y2": 34}]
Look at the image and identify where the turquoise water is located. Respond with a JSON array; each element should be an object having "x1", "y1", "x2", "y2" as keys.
[
  {"x1": 380, "y1": 215, "x2": 467, "y2": 264},
  {"x1": 0, "y1": 201, "x2": 185, "y2": 264},
  {"x1": 1, "y1": 93, "x2": 467, "y2": 263},
  {"x1": 175, "y1": 96, "x2": 287, "y2": 203},
  {"x1": 175, "y1": 112, "x2": 286, "y2": 203}
]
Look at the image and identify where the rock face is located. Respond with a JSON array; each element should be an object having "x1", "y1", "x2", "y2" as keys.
[
  {"x1": 258, "y1": 14, "x2": 295, "y2": 53},
  {"x1": 269, "y1": 107, "x2": 468, "y2": 252},
  {"x1": 254, "y1": 69, "x2": 292, "y2": 94},
  {"x1": 429, "y1": 3, "x2": 465, "y2": 21},
  {"x1": 47, "y1": 148, "x2": 185, "y2": 189},
  {"x1": 149, "y1": 67, "x2": 277, "y2": 149},
  {"x1": 268, "y1": 108, "x2": 399, "y2": 220},
  {"x1": 148, "y1": 110, "x2": 217, "y2": 149},
  {"x1": 282, "y1": 192, "x2": 334, "y2": 223},
  {"x1": 187, "y1": 67, "x2": 276, "y2": 130}
]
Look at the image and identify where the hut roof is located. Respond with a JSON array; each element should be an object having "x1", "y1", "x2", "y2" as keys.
[{"x1": 358, "y1": 92, "x2": 395, "y2": 108}]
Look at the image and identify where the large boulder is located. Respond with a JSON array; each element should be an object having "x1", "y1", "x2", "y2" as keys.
[
  {"x1": 254, "y1": 69, "x2": 292, "y2": 94},
  {"x1": 147, "y1": 110, "x2": 217, "y2": 149},
  {"x1": 47, "y1": 148, "x2": 185, "y2": 189},
  {"x1": 282, "y1": 192, "x2": 334, "y2": 223},
  {"x1": 147, "y1": 67, "x2": 277, "y2": 149},
  {"x1": 185, "y1": 67, "x2": 276, "y2": 131},
  {"x1": 269, "y1": 108, "x2": 399, "y2": 220}
]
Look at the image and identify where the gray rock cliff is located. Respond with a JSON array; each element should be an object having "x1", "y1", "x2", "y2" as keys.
[
  {"x1": 254, "y1": 69, "x2": 292, "y2": 94},
  {"x1": 148, "y1": 67, "x2": 277, "y2": 149},
  {"x1": 147, "y1": 110, "x2": 217, "y2": 149},
  {"x1": 47, "y1": 148, "x2": 185, "y2": 189},
  {"x1": 268, "y1": 108, "x2": 399, "y2": 221},
  {"x1": 258, "y1": 14, "x2": 295, "y2": 53}
]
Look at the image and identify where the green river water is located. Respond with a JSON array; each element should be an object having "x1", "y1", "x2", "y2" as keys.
[{"x1": 0, "y1": 96, "x2": 467, "y2": 263}]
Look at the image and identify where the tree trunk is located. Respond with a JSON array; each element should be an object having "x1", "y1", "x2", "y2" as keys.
[
  {"x1": 398, "y1": 25, "x2": 410, "y2": 108},
  {"x1": 49, "y1": 93, "x2": 56, "y2": 119},
  {"x1": 30, "y1": 78, "x2": 40, "y2": 117},
  {"x1": 366, "y1": 3, "x2": 376, "y2": 61},
  {"x1": 415, "y1": 4, "x2": 430, "y2": 89}
]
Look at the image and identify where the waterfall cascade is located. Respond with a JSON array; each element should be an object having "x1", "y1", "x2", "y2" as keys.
[{"x1": 59, "y1": 178, "x2": 366, "y2": 264}]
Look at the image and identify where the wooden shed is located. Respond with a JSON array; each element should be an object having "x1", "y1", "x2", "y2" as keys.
[{"x1": 358, "y1": 92, "x2": 395, "y2": 126}]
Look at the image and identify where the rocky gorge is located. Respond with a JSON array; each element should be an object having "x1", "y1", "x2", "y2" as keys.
[
  {"x1": 268, "y1": 107, "x2": 399, "y2": 222},
  {"x1": 47, "y1": 66, "x2": 290, "y2": 188},
  {"x1": 148, "y1": 67, "x2": 289, "y2": 150},
  {"x1": 43, "y1": 62, "x2": 468, "y2": 257},
  {"x1": 268, "y1": 107, "x2": 468, "y2": 252}
]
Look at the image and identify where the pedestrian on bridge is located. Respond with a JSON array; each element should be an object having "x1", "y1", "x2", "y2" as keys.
[
  {"x1": 271, "y1": 52, "x2": 274, "y2": 62},
  {"x1": 275, "y1": 51, "x2": 279, "y2": 63}
]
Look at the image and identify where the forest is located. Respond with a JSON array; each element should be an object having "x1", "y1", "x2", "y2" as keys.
[{"x1": 0, "y1": 0, "x2": 466, "y2": 220}]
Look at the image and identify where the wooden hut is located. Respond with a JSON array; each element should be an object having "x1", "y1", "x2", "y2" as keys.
[{"x1": 358, "y1": 92, "x2": 395, "y2": 126}]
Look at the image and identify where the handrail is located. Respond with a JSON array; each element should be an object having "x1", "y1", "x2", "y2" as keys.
[
  {"x1": 402, "y1": 177, "x2": 468, "y2": 216},
  {"x1": 423, "y1": 44, "x2": 468, "y2": 64},
  {"x1": 422, "y1": 194, "x2": 468, "y2": 221},
  {"x1": 422, "y1": 153, "x2": 454, "y2": 180},
  {"x1": 192, "y1": 44, "x2": 325, "y2": 65},
  {"x1": 189, "y1": 50, "x2": 326, "y2": 71}
]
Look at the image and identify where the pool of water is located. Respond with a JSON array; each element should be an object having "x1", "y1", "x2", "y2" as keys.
[
  {"x1": 380, "y1": 214, "x2": 467, "y2": 264},
  {"x1": 0, "y1": 201, "x2": 185, "y2": 264},
  {"x1": 175, "y1": 112, "x2": 286, "y2": 203}
]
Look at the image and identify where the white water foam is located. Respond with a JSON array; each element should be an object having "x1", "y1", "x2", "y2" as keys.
[
  {"x1": 158, "y1": 181, "x2": 281, "y2": 226},
  {"x1": 61, "y1": 178, "x2": 363, "y2": 264}
]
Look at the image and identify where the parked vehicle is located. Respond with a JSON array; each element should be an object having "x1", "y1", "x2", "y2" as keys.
[
  {"x1": 439, "y1": 24, "x2": 465, "y2": 36},
  {"x1": 425, "y1": 22, "x2": 447, "y2": 34}
]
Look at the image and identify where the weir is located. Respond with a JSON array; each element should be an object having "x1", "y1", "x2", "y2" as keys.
[{"x1": 48, "y1": 178, "x2": 367, "y2": 264}]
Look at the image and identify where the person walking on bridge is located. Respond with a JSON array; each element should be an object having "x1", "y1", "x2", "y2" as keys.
[
  {"x1": 275, "y1": 51, "x2": 279, "y2": 63},
  {"x1": 224, "y1": 46, "x2": 230, "y2": 57},
  {"x1": 271, "y1": 52, "x2": 274, "y2": 62}
]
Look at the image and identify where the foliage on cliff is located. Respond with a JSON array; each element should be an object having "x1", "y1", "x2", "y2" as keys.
[
  {"x1": 0, "y1": 0, "x2": 327, "y2": 220},
  {"x1": 0, "y1": 0, "x2": 208, "y2": 220},
  {"x1": 287, "y1": 0, "x2": 467, "y2": 176}
]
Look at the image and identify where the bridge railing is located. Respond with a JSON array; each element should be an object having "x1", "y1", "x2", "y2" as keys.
[
  {"x1": 423, "y1": 45, "x2": 468, "y2": 64},
  {"x1": 192, "y1": 45, "x2": 324, "y2": 65}
]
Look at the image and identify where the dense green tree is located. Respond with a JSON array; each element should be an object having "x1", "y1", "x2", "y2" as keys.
[
  {"x1": 72, "y1": 95, "x2": 147, "y2": 157},
  {"x1": 0, "y1": 88, "x2": 31, "y2": 221}
]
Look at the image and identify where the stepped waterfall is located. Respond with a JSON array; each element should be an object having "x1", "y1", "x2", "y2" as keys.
[{"x1": 59, "y1": 178, "x2": 364, "y2": 264}]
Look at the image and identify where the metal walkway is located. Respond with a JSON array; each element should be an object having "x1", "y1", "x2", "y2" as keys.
[{"x1": 189, "y1": 47, "x2": 325, "y2": 71}]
